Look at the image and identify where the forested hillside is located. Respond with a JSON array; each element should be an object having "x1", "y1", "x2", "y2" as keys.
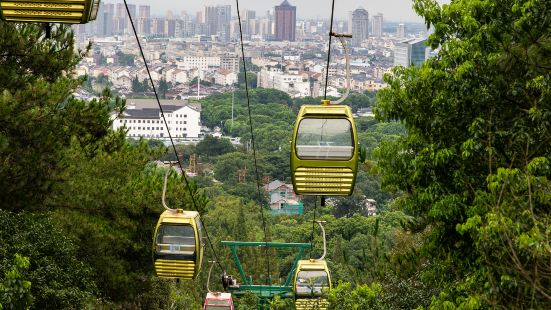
[{"x1": 1, "y1": 0, "x2": 550, "y2": 309}]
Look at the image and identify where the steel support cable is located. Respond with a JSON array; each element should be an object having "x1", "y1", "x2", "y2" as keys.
[
  {"x1": 235, "y1": 0, "x2": 271, "y2": 285},
  {"x1": 323, "y1": 0, "x2": 336, "y2": 100},
  {"x1": 122, "y1": 0, "x2": 224, "y2": 273},
  {"x1": 310, "y1": 197, "x2": 318, "y2": 259},
  {"x1": 319, "y1": 0, "x2": 337, "y2": 221}
]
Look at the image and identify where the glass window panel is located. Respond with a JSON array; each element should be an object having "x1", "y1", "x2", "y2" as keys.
[
  {"x1": 296, "y1": 118, "x2": 353, "y2": 160},
  {"x1": 296, "y1": 270, "x2": 329, "y2": 297},
  {"x1": 155, "y1": 224, "x2": 196, "y2": 255}
]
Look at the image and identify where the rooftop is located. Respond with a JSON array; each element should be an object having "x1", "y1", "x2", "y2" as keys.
[{"x1": 122, "y1": 99, "x2": 201, "y2": 119}]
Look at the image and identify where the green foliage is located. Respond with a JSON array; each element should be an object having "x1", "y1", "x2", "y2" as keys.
[
  {"x1": 190, "y1": 76, "x2": 213, "y2": 87},
  {"x1": 116, "y1": 51, "x2": 134, "y2": 66},
  {"x1": 132, "y1": 75, "x2": 151, "y2": 93},
  {"x1": 0, "y1": 254, "x2": 33, "y2": 310},
  {"x1": 236, "y1": 292, "x2": 259, "y2": 310},
  {"x1": 0, "y1": 21, "x2": 176, "y2": 308},
  {"x1": 238, "y1": 71, "x2": 257, "y2": 89},
  {"x1": 158, "y1": 77, "x2": 169, "y2": 99},
  {"x1": 328, "y1": 281, "x2": 385, "y2": 309},
  {"x1": 0, "y1": 211, "x2": 96, "y2": 308},
  {"x1": 196, "y1": 135, "x2": 235, "y2": 158},
  {"x1": 376, "y1": 0, "x2": 551, "y2": 307}
]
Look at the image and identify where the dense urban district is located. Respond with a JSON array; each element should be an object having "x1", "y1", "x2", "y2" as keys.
[{"x1": 0, "y1": 0, "x2": 549, "y2": 309}]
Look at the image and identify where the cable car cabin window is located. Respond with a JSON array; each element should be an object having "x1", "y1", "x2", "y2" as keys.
[
  {"x1": 296, "y1": 118, "x2": 353, "y2": 160},
  {"x1": 296, "y1": 270, "x2": 330, "y2": 297},
  {"x1": 155, "y1": 224, "x2": 196, "y2": 255},
  {"x1": 204, "y1": 306, "x2": 231, "y2": 309},
  {"x1": 196, "y1": 218, "x2": 206, "y2": 247},
  {"x1": 204, "y1": 299, "x2": 232, "y2": 309}
]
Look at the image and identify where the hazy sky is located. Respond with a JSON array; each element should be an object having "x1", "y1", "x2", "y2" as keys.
[{"x1": 124, "y1": 0, "x2": 432, "y2": 22}]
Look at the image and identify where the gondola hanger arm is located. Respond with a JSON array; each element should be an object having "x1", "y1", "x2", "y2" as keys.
[
  {"x1": 162, "y1": 169, "x2": 172, "y2": 211},
  {"x1": 324, "y1": 32, "x2": 352, "y2": 106}
]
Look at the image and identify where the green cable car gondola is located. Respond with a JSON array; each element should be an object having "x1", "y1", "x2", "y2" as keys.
[
  {"x1": 290, "y1": 34, "x2": 358, "y2": 196},
  {"x1": 291, "y1": 101, "x2": 359, "y2": 196},
  {"x1": 0, "y1": 0, "x2": 100, "y2": 24},
  {"x1": 153, "y1": 209, "x2": 205, "y2": 279}
]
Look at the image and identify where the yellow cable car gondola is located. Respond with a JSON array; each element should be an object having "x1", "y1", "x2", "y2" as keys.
[
  {"x1": 290, "y1": 34, "x2": 358, "y2": 196},
  {"x1": 294, "y1": 259, "x2": 332, "y2": 310},
  {"x1": 0, "y1": 0, "x2": 100, "y2": 24},
  {"x1": 291, "y1": 102, "x2": 358, "y2": 196},
  {"x1": 152, "y1": 171, "x2": 205, "y2": 279},
  {"x1": 293, "y1": 221, "x2": 332, "y2": 309}
]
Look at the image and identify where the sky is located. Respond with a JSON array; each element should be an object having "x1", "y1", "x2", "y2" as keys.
[{"x1": 124, "y1": 0, "x2": 435, "y2": 22}]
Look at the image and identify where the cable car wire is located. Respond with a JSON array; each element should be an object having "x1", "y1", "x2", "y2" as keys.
[
  {"x1": 122, "y1": 0, "x2": 225, "y2": 273},
  {"x1": 323, "y1": 0, "x2": 336, "y2": 100},
  {"x1": 235, "y1": 0, "x2": 272, "y2": 284},
  {"x1": 310, "y1": 197, "x2": 318, "y2": 259},
  {"x1": 315, "y1": 0, "x2": 336, "y2": 249}
]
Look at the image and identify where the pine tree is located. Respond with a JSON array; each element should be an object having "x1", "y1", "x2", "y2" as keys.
[{"x1": 0, "y1": 22, "x2": 124, "y2": 211}]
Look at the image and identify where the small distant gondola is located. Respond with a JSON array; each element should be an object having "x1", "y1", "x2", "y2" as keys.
[
  {"x1": 203, "y1": 292, "x2": 234, "y2": 310},
  {"x1": 293, "y1": 259, "x2": 332, "y2": 310},
  {"x1": 293, "y1": 221, "x2": 332, "y2": 310}
]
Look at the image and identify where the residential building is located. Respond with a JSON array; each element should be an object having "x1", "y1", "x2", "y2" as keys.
[
  {"x1": 204, "y1": 5, "x2": 231, "y2": 42},
  {"x1": 177, "y1": 56, "x2": 222, "y2": 71},
  {"x1": 263, "y1": 180, "x2": 303, "y2": 215},
  {"x1": 372, "y1": 13, "x2": 383, "y2": 38},
  {"x1": 274, "y1": 0, "x2": 296, "y2": 41},
  {"x1": 397, "y1": 23, "x2": 406, "y2": 38},
  {"x1": 350, "y1": 7, "x2": 369, "y2": 47},
  {"x1": 257, "y1": 68, "x2": 310, "y2": 97},
  {"x1": 394, "y1": 38, "x2": 428, "y2": 67},
  {"x1": 220, "y1": 55, "x2": 240, "y2": 72},
  {"x1": 214, "y1": 69, "x2": 238, "y2": 86},
  {"x1": 112, "y1": 99, "x2": 202, "y2": 139},
  {"x1": 95, "y1": 3, "x2": 114, "y2": 36}
]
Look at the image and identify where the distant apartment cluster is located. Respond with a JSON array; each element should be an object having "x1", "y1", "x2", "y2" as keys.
[
  {"x1": 74, "y1": 0, "x2": 435, "y2": 100},
  {"x1": 74, "y1": 0, "x2": 301, "y2": 42}
]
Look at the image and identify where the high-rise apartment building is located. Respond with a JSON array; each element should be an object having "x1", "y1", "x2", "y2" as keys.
[
  {"x1": 274, "y1": 0, "x2": 296, "y2": 41},
  {"x1": 139, "y1": 5, "x2": 150, "y2": 18},
  {"x1": 394, "y1": 38, "x2": 427, "y2": 67},
  {"x1": 216, "y1": 5, "x2": 231, "y2": 42},
  {"x1": 204, "y1": 5, "x2": 231, "y2": 42},
  {"x1": 95, "y1": 3, "x2": 114, "y2": 36},
  {"x1": 138, "y1": 5, "x2": 151, "y2": 35},
  {"x1": 397, "y1": 23, "x2": 406, "y2": 38},
  {"x1": 350, "y1": 7, "x2": 369, "y2": 47},
  {"x1": 372, "y1": 13, "x2": 383, "y2": 38}
]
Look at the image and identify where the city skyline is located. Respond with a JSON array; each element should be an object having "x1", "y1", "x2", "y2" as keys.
[{"x1": 115, "y1": 0, "x2": 439, "y2": 22}]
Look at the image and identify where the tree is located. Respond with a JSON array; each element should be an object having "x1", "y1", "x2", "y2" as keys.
[
  {"x1": 328, "y1": 282, "x2": 385, "y2": 310},
  {"x1": 376, "y1": 0, "x2": 550, "y2": 307},
  {"x1": 131, "y1": 75, "x2": 141, "y2": 92},
  {"x1": 0, "y1": 22, "x2": 177, "y2": 307},
  {"x1": 196, "y1": 135, "x2": 234, "y2": 157},
  {"x1": 116, "y1": 51, "x2": 134, "y2": 66},
  {"x1": 131, "y1": 75, "x2": 151, "y2": 93},
  {"x1": 158, "y1": 77, "x2": 169, "y2": 99},
  {"x1": 189, "y1": 77, "x2": 213, "y2": 87},
  {"x1": 0, "y1": 254, "x2": 33, "y2": 310},
  {"x1": 238, "y1": 71, "x2": 257, "y2": 89},
  {"x1": 0, "y1": 23, "x2": 125, "y2": 211},
  {"x1": 0, "y1": 211, "x2": 96, "y2": 308}
]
